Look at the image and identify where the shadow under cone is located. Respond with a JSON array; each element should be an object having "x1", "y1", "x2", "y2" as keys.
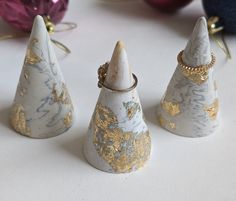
[
  {"x1": 84, "y1": 41, "x2": 151, "y2": 173},
  {"x1": 10, "y1": 15, "x2": 74, "y2": 139},
  {"x1": 157, "y1": 17, "x2": 220, "y2": 137}
]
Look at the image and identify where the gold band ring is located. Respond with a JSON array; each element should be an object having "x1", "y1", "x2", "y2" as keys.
[
  {"x1": 177, "y1": 50, "x2": 216, "y2": 72},
  {"x1": 97, "y1": 62, "x2": 138, "y2": 92}
]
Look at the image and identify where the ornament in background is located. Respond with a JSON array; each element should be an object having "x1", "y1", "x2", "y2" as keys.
[
  {"x1": 144, "y1": 0, "x2": 193, "y2": 12},
  {"x1": 203, "y1": 0, "x2": 236, "y2": 59},
  {"x1": 0, "y1": 0, "x2": 3, "y2": 16},
  {"x1": 157, "y1": 17, "x2": 220, "y2": 137},
  {"x1": 0, "y1": 0, "x2": 68, "y2": 32},
  {"x1": 84, "y1": 41, "x2": 151, "y2": 173},
  {"x1": 203, "y1": 0, "x2": 236, "y2": 33},
  {"x1": 10, "y1": 15, "x2": 74, "y2": 139},
  {"x1": 0, "y1": 0, "x2": 76, "y2": 54}
]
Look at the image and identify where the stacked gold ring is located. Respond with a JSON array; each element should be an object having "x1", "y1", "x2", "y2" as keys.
[{"x1": 177, "y1": 50, "x2": 216, "y2": 72}]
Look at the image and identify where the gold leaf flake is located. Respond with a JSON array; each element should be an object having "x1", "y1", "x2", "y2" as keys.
[
  {"x1": 52, "y1": 83, "x2": 73, "y2": 105},
  {"x1": 93, "y1": 104, "x2": 151, "y2": 173},
  {"x1": 158, "y1": 115, "x2": 176, "y2": 130},
  {"x1": 24, "y1": 70, "x2": 30, "y2": 80},
  {"x1": 123, "y1": 101, "x2": 141, "y2": 119},
  {"x1": 161, "y1": 100, "x2": 180, "y2": 116},
  {"x1": 19, "y1": 87, "x2": 26, "y2": 97},
  {"x1": 10, "y1": 103, "x2": 31, "y2": 136},
  {"x1": 25, "y1": 39, "x2": 41, "y2": 65},
  {"x1": 204, "y1": 99, "x2": 219, "y2": 120},
  {"x1": 64, "y1": 111, "x2": 73, "y2": 128},
  {"x1": 181, "y1": 68, "x2": 209, "y2": 85}
]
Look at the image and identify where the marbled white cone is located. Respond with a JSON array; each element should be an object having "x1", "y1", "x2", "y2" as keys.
[
  {"x1": 157, "y1": 17, "x2": 219, "y2": 137},
  {"x1": 10, "y1": 15, "x2": 74, "y2": 138},
  {"x1": 84, "y1": 41, "x2": 151, "y2": 173}
]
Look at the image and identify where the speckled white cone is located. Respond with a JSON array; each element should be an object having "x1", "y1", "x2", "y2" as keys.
[
  {"x1": 157, "y1": 17, "x2": 220, "y2": 137},
  {"x1": 84, "y1": 41, "x2": 151, "y2": 173},
  {"x1": 10, "y1": 15, "x2": 74, "y2": 139}
]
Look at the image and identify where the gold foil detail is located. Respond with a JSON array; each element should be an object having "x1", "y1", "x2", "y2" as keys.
[
  {"x1": 19, "y1": 87, "x2": 26, "y2": 97},
  {"x1": 161, "y1": 100, "x2": 180, "y2": 116},
  {"x1": 24, "y1": 70, "x2": 29, "y2": 80},
  {"x1": 158, "y1": 115, "x2": 166, "y2": 128},
  {"x1": 25, "y1": 39, "x2": 41, "y2": 65},
  {"x1": 93, "y1": 104, "x2": 151, "y2": 173},
  {"x1": 204, "y1": 99, "x2": 219, "y2": 120},
  {"x1": 123, "y1": 101, "x2": 141, "y2": 119},
  {"x1": 158, "y1": 115, "x2": 176, "y2": 130},
  {"x1": 52, "y1": 83, "x2": 72, "y2": 105},
  {"x1": 64, "y1": 111, "x2": 73, "y2": 128},
  {"x1": 177, "y1": 50, "x2": 215, "y2": 85},
  {"x1": 10, "y1": 103, "x2": 31, "y2": 136},
  {"x1": 181, "y1": 68, "x2": 209, "y2": 85}
]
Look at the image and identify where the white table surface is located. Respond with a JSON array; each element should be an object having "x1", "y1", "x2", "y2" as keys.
[{"x1": 1, "y1": 0, "x2": 236, "y2": 201}]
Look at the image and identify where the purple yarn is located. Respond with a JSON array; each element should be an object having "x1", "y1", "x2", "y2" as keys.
[{"x1": 202, "y1": 0, "x2": 236, "y2": 33}]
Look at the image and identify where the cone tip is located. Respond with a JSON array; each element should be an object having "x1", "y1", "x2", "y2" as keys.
[
  {"x1": 34, "y1": 15, "x2": 45, "y2": 26},
  {"x1": 115, "y1": 40, "x2": 125, "y2": 50},
  {"x1": 191, "y1": 16, "x2": 208, "y2": 37},
  {"x1": 182, "y1": 16, "x2": 211, "y2": 66},
  {"x1": 30, "y1": 15, "x2": 47, "y2": 38},
  {"x1": 198, "y1": 16, "x2": 207, "y2": 25},
  {"x1": 35, "y1": 15, "x2": 44, "y2": 21},
  {"x1": 104, "y1": 40, "x2": 132, "y2": 90},
  {"x1": 196, "y1": 16, "x2": 207, "y2": 30},
  {"x1": 113, "y1": 41, "x2": 126, "y2": 57}
]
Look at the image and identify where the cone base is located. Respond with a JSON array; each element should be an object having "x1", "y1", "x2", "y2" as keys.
[
  {"x1": 158, "y1": 121, "x2": 219, "y2": 138},
  {"x1": 9, "y1": 98, "x2": 74, "y2": 139},
  {"x1": 9, "y1": 110, "x2": 75, "y2": 139},
  {"x1": 156, "y1": 105, "x2": 219, "y2": 138},
  {"x1": 83, "y1": 127, "x2": 151, "y2": 174},
  {"x1": 84, "y1": 143, "x2": 150, "y2": 174},
  {"x1": 10, "y1": 123, "x2": 73, "y2": 139}
]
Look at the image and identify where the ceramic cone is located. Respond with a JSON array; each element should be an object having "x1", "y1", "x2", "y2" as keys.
[
  {"x1": 10, "y1": 15, "x2": 74, "y2": 138},
  {"x1": 157, "y1": 17, "x2": 219, "y2": 137},
  {"x1": 84, "y1": 41, "x2": 151, "y2": 173}
]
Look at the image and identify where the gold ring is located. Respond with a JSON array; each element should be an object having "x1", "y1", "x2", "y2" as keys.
[
  {"x1": 55, "y1": 22, "x2": 78, "y2": 32},
  {"x1": 177, "y1": 50, "x2": 216, "y2": 72},
  {"x1": 97, "y1": 62, "x2": 138, "y2": 92}
]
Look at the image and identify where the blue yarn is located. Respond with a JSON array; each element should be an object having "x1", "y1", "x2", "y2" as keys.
[{"x1": 202, "y1": 0, "x2": 236, "y2": 33}]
